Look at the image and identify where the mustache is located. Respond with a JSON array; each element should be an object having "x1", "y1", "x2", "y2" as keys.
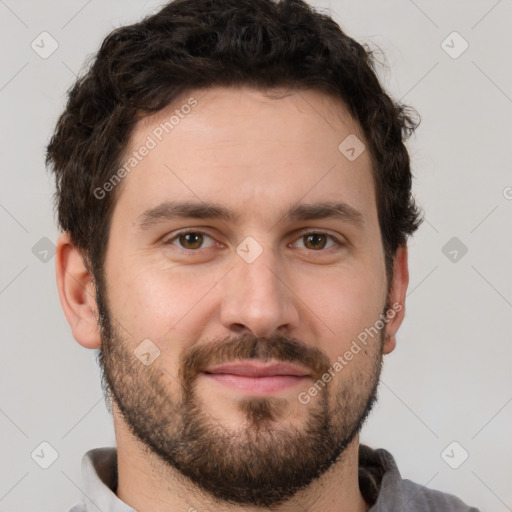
[{"x1": 178, "y1": 333, "x2": 332, "y2": 388}]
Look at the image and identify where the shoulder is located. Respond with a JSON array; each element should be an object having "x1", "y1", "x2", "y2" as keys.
[
  {"x1": 391, "y1": 478, "x2": 481, "y2": 512},
  {"x1": 359, "y1": 444, "x2": 480, "y2": 512}
]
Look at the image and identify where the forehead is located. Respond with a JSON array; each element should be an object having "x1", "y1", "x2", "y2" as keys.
[{"x1": 114, "y1": 86, "x2": 376, "y2": 227}]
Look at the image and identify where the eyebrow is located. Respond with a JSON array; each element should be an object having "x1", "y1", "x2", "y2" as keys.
[{"x1": 135, "y1": 200, "x2": 365, "y2": 231}]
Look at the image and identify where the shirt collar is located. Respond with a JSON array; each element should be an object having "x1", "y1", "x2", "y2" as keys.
[
  {"x1": 80, "y1": 447, "x2": 135, "y2": 512},
  {"x1": 78, "y1": 444, "x2": 400, "y2": 511}
]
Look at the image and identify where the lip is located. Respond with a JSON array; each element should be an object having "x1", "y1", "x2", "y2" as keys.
[
  {"x1": 201, "y1": 361, "x2": 310, "y2": 395},
  {"x1": 204, "y1": 361, "x2": 310, "y2": 377}
]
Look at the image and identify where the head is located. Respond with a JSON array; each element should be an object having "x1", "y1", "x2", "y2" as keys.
[{"x1": 48, "y1": 0, "x2": 422, "y2": 507}]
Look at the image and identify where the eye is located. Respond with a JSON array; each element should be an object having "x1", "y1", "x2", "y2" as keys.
[
  {"x1": 291, "y1": 232, "x2": 342, "y2": 251},
  {"x1": 165, "y1": 230, "x2": 216, "y2": 251},
  {"x1": 163, "y1": 229, "x2": 343, "y2": 253}
]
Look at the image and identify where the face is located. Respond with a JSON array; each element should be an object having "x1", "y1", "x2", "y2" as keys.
[{"x1": 96, "y1": 86, "x2": 394, "y2": 506}]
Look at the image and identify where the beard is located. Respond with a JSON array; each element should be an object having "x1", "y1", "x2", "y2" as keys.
[{"x1": 95, "y1": 280, "x2": 385, "y2": 508}]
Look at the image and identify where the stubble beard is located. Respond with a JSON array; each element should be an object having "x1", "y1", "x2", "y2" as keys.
[{"x1": 95, "y1": 281, "x2": 384, "y2": 507}]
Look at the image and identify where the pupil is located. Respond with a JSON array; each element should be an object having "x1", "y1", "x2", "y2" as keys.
[
  {"x1": 182, "y1": 233, "x2": 202, "y2": 248},
  {"x1": 306, "y1": 234, "x2": 325, "y2": 249}
]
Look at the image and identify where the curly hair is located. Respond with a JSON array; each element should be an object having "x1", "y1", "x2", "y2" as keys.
[{"x1": 46, "y1": 0, "x2": 422, "y2": 286}]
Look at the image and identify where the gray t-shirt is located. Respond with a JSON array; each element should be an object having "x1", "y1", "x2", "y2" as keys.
[{"x1": 68, "y1": 444, "x2": 480, "y2": 511}]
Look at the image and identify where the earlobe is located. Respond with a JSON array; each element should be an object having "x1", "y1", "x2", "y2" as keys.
[
  {"x1": 55, "y1": 232, "x2": 102, "y2": 349},
  {"x1": 382, "y1": 245, "x2": 409, "y2": 355}
]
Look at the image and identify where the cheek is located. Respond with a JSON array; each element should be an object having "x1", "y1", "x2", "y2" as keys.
[
  {"x1": 106, "y1": 257, "x2": 221, "y2": 344},
  {"x1": 297, "y1": 266, "x2": 385, "y2": 359}
]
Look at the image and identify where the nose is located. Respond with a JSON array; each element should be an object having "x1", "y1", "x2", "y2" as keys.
[{"x1": 219, "y1": 247, "x2": 300, "y2": 339}]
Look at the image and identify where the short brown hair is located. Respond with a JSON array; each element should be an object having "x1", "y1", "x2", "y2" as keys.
[{"x1": 46, "y1": 0, "x2": 422, "y2": 285}]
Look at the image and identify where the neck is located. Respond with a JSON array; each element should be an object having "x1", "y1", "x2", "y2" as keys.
[{"x1": 113, "y1": 404, "x2": 369, "y2": 512}]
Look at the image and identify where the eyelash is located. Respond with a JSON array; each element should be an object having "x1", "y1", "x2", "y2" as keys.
[{"x1": 163, "y1": 229, "x2": 344, "y2": 253}]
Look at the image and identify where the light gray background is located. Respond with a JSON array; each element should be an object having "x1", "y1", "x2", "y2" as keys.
[{"x1": 1, "y1": 1, "x2": 511, "y2": 510}]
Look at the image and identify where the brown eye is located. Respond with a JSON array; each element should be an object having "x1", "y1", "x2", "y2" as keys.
[
  {"x1": 292, "y1": 232, "x2": 340, "y2": 251},
  {"x1": 303, "y1": 233, "x2": 328, "y2": 250},
  {"x1": 178, "y1": 232, "x2": 203, "y2": 249},
  {"x1": 166, "y1": 231, "x2": 215, "y2": 250}
]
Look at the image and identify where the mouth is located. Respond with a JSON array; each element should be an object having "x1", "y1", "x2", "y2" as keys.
[{"x1": 201, "y1": 360, "x2": 311, "y2": 394}]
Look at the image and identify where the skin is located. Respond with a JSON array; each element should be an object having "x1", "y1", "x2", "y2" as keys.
[{"x1": 56, "y1": 86, "x2": 409, "y2": 512}]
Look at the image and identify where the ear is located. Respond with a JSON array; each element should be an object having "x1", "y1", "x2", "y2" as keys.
[
  {"x1": 382, "y1": 245, "x2": 409, "y2": 355},
  {"x1": 55, "y1": 232, "x2": 101, "y2": 349}
]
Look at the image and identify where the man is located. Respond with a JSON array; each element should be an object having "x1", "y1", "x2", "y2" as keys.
[{"x1": 46, "y1": 0, "x2": 480, "y2": 510}]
